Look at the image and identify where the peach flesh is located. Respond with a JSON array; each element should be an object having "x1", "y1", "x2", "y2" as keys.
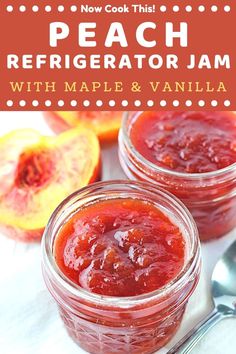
[
  {"x1": 15, "y1": 150, "x2": 55, "y2": 189},
  {"x1": 0, "y1": 128, "x2": 100, "y2": 242}
]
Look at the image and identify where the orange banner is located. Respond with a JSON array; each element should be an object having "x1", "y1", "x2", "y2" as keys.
[{"x1": 0, "y1": 0, "x2": 235, "y2": 110}]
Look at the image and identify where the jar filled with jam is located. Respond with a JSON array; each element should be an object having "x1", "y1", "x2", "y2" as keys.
[
  {"x1": 42, "y1": 181, "x2": 200, "y2": 354},
  {"x1": 119, "y1": 111, "x2": 236, "y2": 241}
]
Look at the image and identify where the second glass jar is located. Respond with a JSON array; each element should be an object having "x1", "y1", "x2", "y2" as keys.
[{"x1": 119, "y1": 111, "x2": 236, "y2": 241}]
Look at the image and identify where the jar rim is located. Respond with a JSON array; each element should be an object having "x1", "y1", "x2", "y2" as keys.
[
  {"x1": 42, "y1": 180, "x2": 200, "y2": 308},
  {"x1": 121, "y1": 111, "x2": 236, "y2": 180}
]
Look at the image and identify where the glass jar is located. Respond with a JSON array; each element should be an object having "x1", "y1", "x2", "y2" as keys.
[
  {"x1": 119, "y1": 111, "x2": 236, "y2": 241},
  {"x1": 42, "y1": 180, "x2": 200, "y2": 354}
]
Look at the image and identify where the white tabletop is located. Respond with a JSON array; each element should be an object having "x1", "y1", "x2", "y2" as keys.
[{"x1": 0, "y1": 111, "x2": 236, "y2": 354}]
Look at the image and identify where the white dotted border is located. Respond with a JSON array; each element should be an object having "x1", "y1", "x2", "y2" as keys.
[
  {"x1": 5, "y1": 99, "x2": 232, "y2": 108},
  {"x1": 5, "y1": 4, "x2": 232, "y2": 13}
]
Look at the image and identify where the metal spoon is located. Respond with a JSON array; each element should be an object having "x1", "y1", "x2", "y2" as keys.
[{"x1": 168, "y1": 240, "x2": 236, "y2": 353}]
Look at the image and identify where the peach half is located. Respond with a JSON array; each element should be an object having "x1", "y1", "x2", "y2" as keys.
[
  {"x1": 0, "y1": 128, "x2": 100, "y2": 242},
  {"x1": 44, "y1": 111, "x2": 123, "y2": 141}
]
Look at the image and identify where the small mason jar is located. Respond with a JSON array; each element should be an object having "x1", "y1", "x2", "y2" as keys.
[
  {"x1": 42, "y1": 181, "x2": 200, "y2": 354},
  {"x1": 119, "y1": 111, "x2": 236, "y2": 241}
]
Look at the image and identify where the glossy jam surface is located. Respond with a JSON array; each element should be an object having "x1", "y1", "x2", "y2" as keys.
[
  {"x1": 54, "y1": 198, "x2": 185, "y2": 297},
  {"x1": 130, "y1": 111, "x2": 236, "y2": 173}
]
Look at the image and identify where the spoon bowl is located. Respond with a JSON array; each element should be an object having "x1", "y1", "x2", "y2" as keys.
[
  {"x1": 212, "y1": 241, "x2": 236, "y2": 313},
  {"x1": 168, "y1": 239, "x2": 236, "y2": 353}
]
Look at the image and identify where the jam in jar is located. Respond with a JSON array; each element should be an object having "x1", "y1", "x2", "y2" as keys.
[
  {"x1": 119, "y1": 111, "x2": 236, "y2": 241},
  {"x1": 42, "y1": 181, "x2": 200, "y2": 354}
]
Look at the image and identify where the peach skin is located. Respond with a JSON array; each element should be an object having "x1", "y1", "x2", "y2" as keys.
[{"x1": 44, "y1": 111, "x2": 122, "y2": 142}]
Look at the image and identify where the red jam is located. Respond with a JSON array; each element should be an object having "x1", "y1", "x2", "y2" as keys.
[
  {"x1": 130, "y1": 111, "x2": 236, "y2": 174},
  {"x1": 43, "y1": 182, "x2": 200, "y2": 354},
  {"x1": 123, "y1": 111, "x2": 236, "y2": 241},
  {"x1": 54, "y1": 198, "x2": 185, "y2": 297}
]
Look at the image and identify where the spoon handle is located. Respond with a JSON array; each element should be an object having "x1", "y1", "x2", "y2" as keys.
[{"x1": 167, "y1": 309, "x2": 222, "y2": 354}]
